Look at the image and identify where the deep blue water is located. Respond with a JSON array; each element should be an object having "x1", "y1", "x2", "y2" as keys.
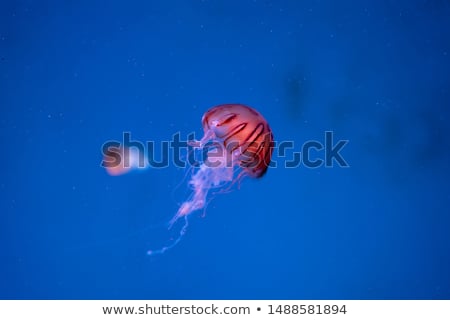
[{"x1": 1, "y1": 0, "x2": 450, "y2": 299}]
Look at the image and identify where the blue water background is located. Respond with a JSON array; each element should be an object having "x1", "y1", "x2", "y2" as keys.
[{"x1": 1, "y1": 0, "x2": 450, "y2": 299}]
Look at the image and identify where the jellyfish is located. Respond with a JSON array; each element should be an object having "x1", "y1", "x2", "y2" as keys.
[
  {"x1": 103, "y1": 145, "x2": 148, "y2": 176},
  {"x1": 147, "y1": 104, "x2": 274, "y2": 255}
]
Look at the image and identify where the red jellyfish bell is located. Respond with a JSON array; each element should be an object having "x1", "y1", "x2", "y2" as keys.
[
  {"x1": 147, "y1": 104, "x2": 274, "y2": 256},
  {"x1": 201, "y1": 104, "x2": 274, "y2": 178}
]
